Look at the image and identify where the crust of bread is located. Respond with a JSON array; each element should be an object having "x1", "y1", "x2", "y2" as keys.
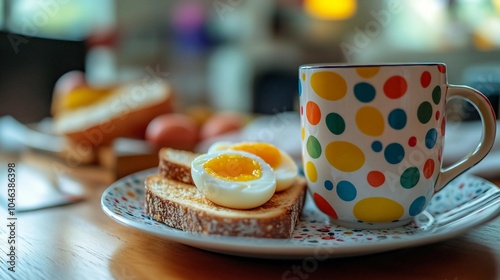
[
  {"x1": 53, "y1": 81, "x2": 174, "y2": 146},
  {"x1": 158, "y1": 147, "x2": 199, "y2": 185},
  {"x1": 148, "y1": 147, "x2": 307, "y2": 238},
  {"x1": 145, "y1": 174, "x2": 306, "y2": 238}
]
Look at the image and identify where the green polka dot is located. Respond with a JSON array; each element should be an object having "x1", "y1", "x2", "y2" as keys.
[
  {"x1": 326, "y1": 113, "x2": 345, "y2": 135},
  {"x1": 417, "y1": 102, "x2": 433, "y2": 124},
  {"x1": 307, "y1": 136, "x2": 322, "y2": 159},
  {"x1": 432, "y1": 86, "x2": 441, "y2": 105},
  {"x1": 400, "y1": 167, "x2": 420, "y2": 189}
]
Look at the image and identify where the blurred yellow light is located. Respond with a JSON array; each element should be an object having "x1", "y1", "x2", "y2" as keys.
[
  {"x1": 304, "y1": 0, "x2": 357, "y2": 20},
  {"x1": 494, "y1": 0, "x2": 500, "y2": 14}
]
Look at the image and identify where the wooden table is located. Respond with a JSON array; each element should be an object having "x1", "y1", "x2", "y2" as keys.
[{"x1": 1, "y1": 155, "x2": 499, "y2": 280}]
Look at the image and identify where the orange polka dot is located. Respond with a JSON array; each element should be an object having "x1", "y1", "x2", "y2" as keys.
[
  {"x1": 384, "y1": 75, "x2": 408, "y2": 99},
  {"x1": 355, "y1": 67, "x2": 380, "y2": 78},
  {"x1": 306, "y1": 101, "x2": 321, "y2": 125},
  {"x1": 367, "y1": 171, "x2": 385, "y2": 187},
  {"x1": 424, "y1": 158, "x2": 435, "y2": 179},
  {"x1": 301, "y1": 73, "x2": 306, "y2": 81},
  {"x1": 126, "y1": 190, "x2": 136, "y2": 198},
  {"x1": 313, "y1": 193, "x2": 338, "y2": 219},
  {"x1": 437, "y1": 64, "x2": 446, "y2": 73}
]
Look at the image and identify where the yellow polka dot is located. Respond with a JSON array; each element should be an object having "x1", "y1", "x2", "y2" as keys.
[
  {"x1": 355, "y1": 67, "x2": 381, "y2": 78},
  {"x1": 305, "y1": 161, "x2": 318, "y2": 182},
  {"x1": 325, "y1": 141, "x2": 365, "y2": 172},
  {"x1": 356, "y1": 106, "x2": 384, "y2": 136},
  {"x1": 310, "y1": 71, "x2": 347, "y2": 101},
  {"x1": 353, "y1": 197, "x2": 404, "y2": 222},
  {"x1": 301, "y1": 73, "x2": 306, "y2": 81},
  {"x1": 301, "y1": 127, "x2": 305, "y2": 140}
]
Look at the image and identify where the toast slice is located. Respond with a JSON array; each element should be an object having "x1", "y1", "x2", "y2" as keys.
[
  {"x1": 145, "y1": 148, "x2": 307, "y2": 238},
  {"x1": 158, "y1": 148, "x2": 199, "y2": 185}
]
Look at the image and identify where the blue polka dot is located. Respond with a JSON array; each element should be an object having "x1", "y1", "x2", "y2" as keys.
[
  {"x1": 371, "y1": 141, "x2": 383, "y2": 152},
  {"x1": 388, "y1": 109, "x2": 407, "y2": 130},
  {"x1": 409, "y1": 196, "x2": 427, "y2": 216},
  {"x1": 336, "y1": 181, "x2": 357, "y2": 201},
  {"x1": 384, "y1": 143, "x2": 405, "y2": 164},
  {"x1": 324, "y1": 180, "x2": 334, "y2": 191},
  {"x1": 425, "y1": 128, "x2": 438, "y2": 149},
  {"x1": 298, "y1": 79, "x2": 302, "y2": 96},
  {"x1": 354, "y1": 82, "x2": 376, "y2": 103}
]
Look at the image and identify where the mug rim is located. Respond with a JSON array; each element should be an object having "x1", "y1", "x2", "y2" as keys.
[{"x1": 300, "y1": 62, "x2": 446, "y2": 69}]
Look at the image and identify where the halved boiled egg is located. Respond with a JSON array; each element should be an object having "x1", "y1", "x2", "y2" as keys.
[
  {"x1": 208, "y1": 142, "x2": 298, "y2": 191},
  {"x1": 191, "y1": 150, "x2": 276, "y2": 209}
]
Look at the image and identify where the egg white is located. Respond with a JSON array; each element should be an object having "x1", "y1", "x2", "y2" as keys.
[
  {"x1": 191, "y1": 150, "x2": 276, "y2": 209},
  {"x1": 207, "y1": 141, "x2": 298, "y2": 191}
]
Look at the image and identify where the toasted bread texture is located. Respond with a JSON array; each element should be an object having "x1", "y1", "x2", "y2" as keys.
[
  {"x1": 158, "y1": 147, "x2": 199, "y2": 185},
  {"x1": 146, "y1": 148, "x2": 307, "y2": 238},
  {"x1": 145, "y1": 175, "x2": 306, "y2": 238}
]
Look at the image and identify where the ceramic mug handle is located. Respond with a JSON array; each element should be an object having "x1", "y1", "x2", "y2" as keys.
[{"x1": 435, "y1": 85, "x2": 497, "y2": 192}]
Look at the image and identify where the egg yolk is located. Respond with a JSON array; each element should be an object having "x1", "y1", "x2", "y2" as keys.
[
  {"x1": 203, "y1": 153, "x2": 262, "y2": 181},
  {"x1": 229, "y1": 143, "x2": 282, "y2": 169},
  {"x1": 62, "y1": 87, "x2": 113, "y2": 110}
]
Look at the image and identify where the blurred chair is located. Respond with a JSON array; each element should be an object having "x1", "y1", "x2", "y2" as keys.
[{"x1": 0, "y1": 31, "x2": 85, "y2": 123}]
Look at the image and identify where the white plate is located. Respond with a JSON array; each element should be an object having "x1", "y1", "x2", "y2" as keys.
[{"x1": 101, "y1": 169, "x2": 500, "y2": 259}]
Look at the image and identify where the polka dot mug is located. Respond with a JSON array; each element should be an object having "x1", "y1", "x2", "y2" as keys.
[{"x1": 299, "y1": 63, "x2": 496, "y2": 229}]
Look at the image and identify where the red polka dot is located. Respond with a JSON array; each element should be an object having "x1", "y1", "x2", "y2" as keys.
[
  {"x1": 367, "y1": 171, "x2": 385, "y2": 187},
  {"x1": 313, "y1": 193, "x2": 338, "y2": 219},
  {"x1": 306, "y1": 101, "x2": 321, "y2": 125},
  {"x1": 441, "y1": 117, "x2": 446, "y2": 136},
  {"x1": 424, "y1": 158, "x2": 435, "y2": 179},
  {"x1": 420, "y1": 71, "x2": 431, "y2": 88},
  {"x1": 300, "y1": 106, "x2": 303, "y2": 115},
  {"x1": 437, "y1": 64, "x2": 446, "y2": 73},
  {"x1": 435, "y1": 110, "x2": 440, "y2": 120},
  {"x1": 384, "y1": 76, "x2": 408, "y2": 99},
  {"x1": 408, "y1": 136, "x2": 417, "y2": 147}
]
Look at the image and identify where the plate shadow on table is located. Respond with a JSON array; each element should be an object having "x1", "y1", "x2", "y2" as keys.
[{"x1": 108, "y1": 229, "x2": 499, "y2": 280}]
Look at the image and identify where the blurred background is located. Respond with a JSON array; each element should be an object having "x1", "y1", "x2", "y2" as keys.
[{"x1": 1, "y1": 0, "x2": 499, "y2": 123}]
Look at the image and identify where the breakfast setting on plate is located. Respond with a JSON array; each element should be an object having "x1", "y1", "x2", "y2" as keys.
[{"x1": 1, "y1": 1, "x2": 499, "y2": 279}]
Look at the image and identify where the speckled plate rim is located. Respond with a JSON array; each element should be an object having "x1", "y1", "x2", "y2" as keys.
[{"x1": 101, "y1": 168, "x2": 499, "y2": 259}]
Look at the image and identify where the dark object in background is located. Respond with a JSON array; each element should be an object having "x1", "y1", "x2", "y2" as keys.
[
  {"x1": 457, "y1": 65, "x2": 500, "y2": 121},
  {"x1": 253, "y1": 69, "x2": 297, "y2": 115},
  {"x1": 0, "y1": 31, "x2": 86, "y2": 123},
  {"x1": 458, "y1": 81, "x2": 500, "y2": 121}
]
